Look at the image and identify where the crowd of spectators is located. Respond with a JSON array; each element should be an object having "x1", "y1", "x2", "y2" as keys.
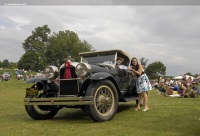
[{"x1": 152, "y1": 77, "x2": 200, "y2": 98}]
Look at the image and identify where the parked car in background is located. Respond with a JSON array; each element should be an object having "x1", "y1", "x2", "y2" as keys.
[
  {"x1": 2, "y1": 72, "x2": 11, "y2": 81},
  {"x1": 24, "y1": 49, "x2": 139, "y2": 122},
  {"x1": 15, "y1": 70, "x2": 23, "y2": 80}
]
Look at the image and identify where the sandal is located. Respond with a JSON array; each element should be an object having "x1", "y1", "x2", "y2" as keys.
[
  {"x1": 135, "y1": 107, "x2": 140, "y2": 111},
  {"x1": 142, "y1": 108, "x2": 149, "y2": 112}
]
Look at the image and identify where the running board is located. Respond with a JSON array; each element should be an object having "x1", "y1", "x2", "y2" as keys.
[{"x1": 124, "y1": 96, "x2": 138, "y2": 102}]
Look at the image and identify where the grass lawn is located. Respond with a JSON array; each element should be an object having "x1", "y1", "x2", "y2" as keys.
[{"x1": 0, "y1": 77, "x2": 200, "y2": 136}]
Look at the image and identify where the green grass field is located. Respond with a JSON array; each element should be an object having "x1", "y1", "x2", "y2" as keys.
[{"x1": 0, "y1": 77, "x2": 200, "y2": 136}]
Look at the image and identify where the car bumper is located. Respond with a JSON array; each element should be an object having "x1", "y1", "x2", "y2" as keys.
[
  {"x1": 24, "y1": 96, "x2": 94, "y2": 105},
  {"x1": 3, "y1": 77, "x2": 10, "y2": 80}
]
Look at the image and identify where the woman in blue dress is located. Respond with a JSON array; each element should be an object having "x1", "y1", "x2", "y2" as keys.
[{"x1": 128, "y1": 57, "x2": 151, "y2": 111}]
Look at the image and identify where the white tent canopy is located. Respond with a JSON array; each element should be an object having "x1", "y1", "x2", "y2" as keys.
[
  {"x1": 172, "y1": 76, "x2": 183, "y2": 80},
  {"x1": 172, "y1": 75, "x2": 194, "y2": 80}
]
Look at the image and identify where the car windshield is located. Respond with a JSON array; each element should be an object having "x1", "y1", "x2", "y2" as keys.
[{"x1": 82, "y1": 54, "x2": 115, "y2": 65}]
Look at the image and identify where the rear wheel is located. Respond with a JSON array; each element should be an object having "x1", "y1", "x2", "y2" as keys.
[
  {"x1": 85, "y1": 80, "x2": 118, "y2": 122},
  {"x1": 25, "y1": 92, "x2": 59, "y2": 120}
]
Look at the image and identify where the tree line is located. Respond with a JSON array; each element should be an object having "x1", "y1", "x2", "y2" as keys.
[{"x1": 0, "y1": 59, "x2": 17, "y2": 69}]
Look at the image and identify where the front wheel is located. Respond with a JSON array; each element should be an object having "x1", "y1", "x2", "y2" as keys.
[
  {"x1": 25, "y1": 94, "x2": 59, "y2": 120},
  {"x1": 85, "y1": 80, "x2": 118, "y2": 122}
]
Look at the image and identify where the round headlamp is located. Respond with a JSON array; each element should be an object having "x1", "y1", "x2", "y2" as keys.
[
  {"x1": 44, "y1": 66, "x2": 58, "y2": 79},
  {"x1": 75, "y1": 63, "x2": 92, "y2": 78}
]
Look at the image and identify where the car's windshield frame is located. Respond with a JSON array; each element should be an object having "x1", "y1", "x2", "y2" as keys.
[{"x1": 81, "y1": 54, "x2": 116, "y2": 66}]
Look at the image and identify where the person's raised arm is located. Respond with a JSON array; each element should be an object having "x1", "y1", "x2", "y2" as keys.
[
  {"x1": 128, "y1": 64, "x2": 143, "y2": 76},
  {"x1": 132, "y1": 65, "x2": 143, "y2": 76}
]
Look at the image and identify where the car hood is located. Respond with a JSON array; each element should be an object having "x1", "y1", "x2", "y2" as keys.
[
  {"x1": 90, "y1": 64, "x2": 113, "y2": 74},
  {"x1": 60, "y1": 62, "x2": 115, "y2": 74}
]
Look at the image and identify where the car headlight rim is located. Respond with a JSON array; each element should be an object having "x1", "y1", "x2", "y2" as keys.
[
  {"x1": 44, "y1": 66, "x2": 58, "y2": 79},
  {"x1": 75, "y1": 63, "x2": 92, "y2": 78}
]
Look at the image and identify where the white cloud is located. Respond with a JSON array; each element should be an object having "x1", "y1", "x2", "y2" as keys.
[
  {"x1": 3, "y1": 14, "x2": 30, "y2": 30},
  {"x1": 4, "y1": 15, "x2": 30, "y2": 25},
  {"x1": 0, "y1": 25, "x2": 6, "y2": 29}
]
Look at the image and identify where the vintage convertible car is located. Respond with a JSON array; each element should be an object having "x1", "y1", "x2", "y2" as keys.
[
  {"x1": 24, "y1": 49, "x2": 138, "y2": 122},
  {"x1": 2, "y1": 72, "x2": 11, "y2": 81}
]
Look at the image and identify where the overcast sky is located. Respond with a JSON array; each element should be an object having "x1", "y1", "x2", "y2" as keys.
[{"x1": 0, "y1": 5, "x2": 200, "y2": 76}]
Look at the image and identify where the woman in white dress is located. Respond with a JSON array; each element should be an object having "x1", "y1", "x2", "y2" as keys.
[{"x1": 128, "y1": 57, "x2": 151, "y2": 111}]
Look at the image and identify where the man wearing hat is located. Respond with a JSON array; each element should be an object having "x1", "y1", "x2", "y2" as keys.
[{"x1": 115, "y1": 57, "x2": 127, "y2": 69}]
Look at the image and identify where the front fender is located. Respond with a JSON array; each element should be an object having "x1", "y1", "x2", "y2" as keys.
[
  {"x1": 88, "y1": 72, "x2": 119, "y2": 91},
  {"x1": 26, "y1": 77, "x2": 47, "y2": 83},
  {"x1": 87, "y1": 72, "x2": 123, "y2": 100}
]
